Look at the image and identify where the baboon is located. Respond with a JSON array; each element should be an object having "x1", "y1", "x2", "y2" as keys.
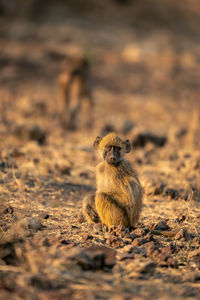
[
  {"x1": 57, "y1": 56, "x2": 93, "y2": 129},
  {"x1": 82, "y1": 133, "x2": 143, "y2": 228}
]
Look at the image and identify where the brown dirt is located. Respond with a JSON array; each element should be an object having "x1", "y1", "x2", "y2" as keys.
[{"x1": 0, "y1": 2, "x2": 200, "y2": 299}]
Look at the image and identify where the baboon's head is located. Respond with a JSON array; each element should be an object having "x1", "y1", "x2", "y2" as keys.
[{"x1": 93, "y1": 133, "x2": 131, "y2": 165}]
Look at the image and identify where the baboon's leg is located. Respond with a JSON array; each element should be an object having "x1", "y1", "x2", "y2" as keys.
[
  {"x1": 64, "y1": 77, "x2": 83, "y2": 129},
  {"x1": 82, "y1": 88, "x2": 94, "y2": 127},
  {"x1": 82, "y1": 194, "x2": 99, "y2": 224},
  {"x1": 95, "y1": 193, "x2": 129, "y2": 228},
  {"x1": 60, "y1": 81, "x2": 79, "y2": 130},
  {"x1": 64, "y1": 107, "x2": 79, "y2": 130},
  {"x1": 57, "y1": 73, "x2": 72, "y2": 114}
]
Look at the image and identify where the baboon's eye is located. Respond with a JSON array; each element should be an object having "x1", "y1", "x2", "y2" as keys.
[
  {"x1": 105, "y1": 145, "x2": 112, "y2": 151},
  {"x1": 114, "y1": 146, "x2": 121, "y2": 152}
]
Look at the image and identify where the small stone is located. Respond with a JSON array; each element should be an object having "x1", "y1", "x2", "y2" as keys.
[
  {"x1": 143, "y1": 241, "x2": 156, "y2": 256},
  {"x1": 66, "y1": 246, "x2": 116, "y2": 270},
  {"x1": 193, "y1": 273, "x2": 200, "y2": 281},
  {"x1": 166, "y1": 257, "x2": 178, "y2": 268},
  {"x1": 175, "y1": 228, "x2": 190, "y2": 241},
  {"x1": 121, "y1": 244, "x2": 133, "y2": 253},
  {"x1": 164, "y1": 188, "x2": 179, "y2": 199},
  {"x1": 33, "y1": 157, "x2": 40, "y2": 164},
  {"x1": 29, "y1": 125, "x2": 46, "y2": 145},
  {"x1": 121, "y1": 245, "x2": 146, "y2": 256},
  {"x1": 132, "y1": 237, "x2": 148, "y2": 246},
  {"x1": 0, "y1": 161, "x2": 10, "y2": 170},
  {"x1": 60, "y1": 240, "x2": 71, "y2": 245},
  {"x1": 169, "y1": 153, "x2": 179, "y2": 161},
  {"x1": 153, "y1": 220, "x2": 171, "y2": 231},
  {"x1": 133, "y1": 227, "x2": 150, "y2": 237},
  {"x1": 175, "y1": 215, "x2": 186, "y2": 223},
  {"x1": 176, "y1": 128, "x2": 187, "y2": 139},
  {"x1": 82, "y1": 234, "x2": 93, "y2": 242},
  {"x1": 155, "y1": 246, "x2": 178, "y2": 268},
  {"x1": 3, "y1": 206, "x2": 14, "y2": 215},
  {"x1": 106, "y1": 234, "x2": 124, "y2": 248},
  {"x1": 43, "y1": 214, "x2": 50, "y2": 219},
  {"x1": 132, "y1": 238, "x2": 140, "y2": 246},
  {"x1": 133, "y1": 132, "x2": 167, "y2": 148},
  {"x1": 42, "y1": 238, "x2": 51, "y2": 247},
  {"x1": 138, "y1": 261, "x2": 157, "y2": 274},
  {"x1": 188, "y1": 249, "x2": 200, "y2": 261},
  {"x1": 14, "y1": 124, "x2": 46, "y2": 145},
  {"x1": 169, "y1": 242, "x2": 178, "y2": 254},
  {"x1": 118, "y1": 252, "x2": 135, "y2": 261},
  {"x1": 60, "y1": 166, "x2": 71, "y2": 175},
  {"x1": 79, "y1": 172, "x2": 89, "y2": 178}
]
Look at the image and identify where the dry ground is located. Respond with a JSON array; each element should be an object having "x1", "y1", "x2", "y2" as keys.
[{"x1": 0, "y1": 2, "x2": 200, "y2": 299}]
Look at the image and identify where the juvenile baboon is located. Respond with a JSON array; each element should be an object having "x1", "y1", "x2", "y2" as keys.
[
  {"x1": 82, "y1": 133, "x2": 143, "y2": 228},
  {"x1": 57, "y1": 56, "x2": 93, "y2": 129}
]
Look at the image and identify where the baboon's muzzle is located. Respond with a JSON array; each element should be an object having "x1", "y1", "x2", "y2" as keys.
[{"x1": 107, "y1": 151, "x2": 119, "y2": 165}]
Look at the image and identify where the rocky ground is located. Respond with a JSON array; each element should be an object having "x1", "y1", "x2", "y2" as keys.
[{"x1": 0, "y1": 1, "x2": 200, "y2": 299}]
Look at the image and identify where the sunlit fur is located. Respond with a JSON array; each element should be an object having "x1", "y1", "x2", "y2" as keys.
[
  {"x1": 83, "y1": 133, "x2": 143, "y2": 228},
  {"x1": 82, "y1": 194, "x2": 99, "y2": 224},
  {"x1": 98, "y1": 132, "x2": 124, "y2": 149}
]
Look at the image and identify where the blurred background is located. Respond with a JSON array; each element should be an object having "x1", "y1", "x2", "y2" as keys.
[{"x1": 0, "y1": 0, "x2": 200, "y2": 155}]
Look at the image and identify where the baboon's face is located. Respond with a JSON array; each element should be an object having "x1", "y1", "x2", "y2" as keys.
[
  {"x1": 93, "y1": 134, "x2": 131, "y2": 165},
  {"x1": 103, "y1": 145, "x2": 122, "y2": 165}
]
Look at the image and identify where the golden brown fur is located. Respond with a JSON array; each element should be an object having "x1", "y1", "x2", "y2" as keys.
[
  {"x1": 83, "y1": 133, "x2": 143, "y2": 228},
  {"x1": 96, "y1": 159, "x2": 142, "y2": 227},
  {"x1": 82, "y1": 194, "x2": 99, "y2": 224}
]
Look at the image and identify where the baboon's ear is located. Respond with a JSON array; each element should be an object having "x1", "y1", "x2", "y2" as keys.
[
  {"x1": 93, "y1": 136, "x2": 102, "y2": 149},
  {"x1": 124, "y1": 139, "x2": 131, "y2": 153}
]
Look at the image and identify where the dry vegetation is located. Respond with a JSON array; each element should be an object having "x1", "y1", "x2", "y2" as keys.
[{"x1": 0, "y1": 1, "x2": 200, "y2": 299}]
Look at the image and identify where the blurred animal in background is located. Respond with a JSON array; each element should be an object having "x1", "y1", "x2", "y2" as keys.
[
  {"x1": 57, "y1": 56, "x2": 93, "y2": 130},
  {"x1": 82, "y1": 133, "x2": 143, "y2": 229}
]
